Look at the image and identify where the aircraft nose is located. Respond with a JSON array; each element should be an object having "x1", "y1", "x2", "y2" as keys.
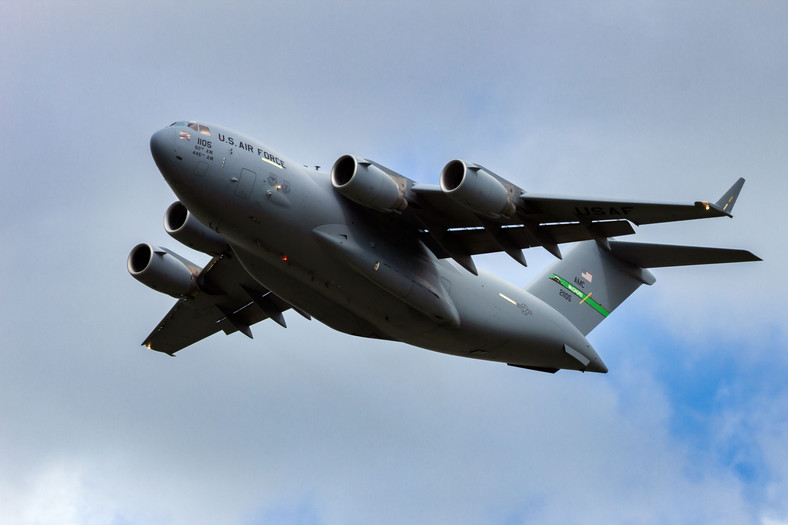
[{"x1": 150, "y1": 127, "x2": 175, "y2": 172}]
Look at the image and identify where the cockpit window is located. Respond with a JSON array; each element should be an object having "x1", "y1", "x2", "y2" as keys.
[{"x1": 169, "y1": 121, "x2": 209, "y2": 136}]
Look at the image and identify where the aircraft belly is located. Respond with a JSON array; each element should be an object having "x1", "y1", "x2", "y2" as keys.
[
  {"x1": 230, "y1": 243, "x2": 382, "y2": 337},
  {"x1": 311, "y1": 224, "x2": 460, "y2": 326},
  {"x1": 407, "y1": 264, "x2": 598, "y2": 371},
  {"x1": 228, "y1": 240, "x2": 442, "y2": 341},
  {"x1": 230, "y1": 230, "x2": 594, "y2": 371}
]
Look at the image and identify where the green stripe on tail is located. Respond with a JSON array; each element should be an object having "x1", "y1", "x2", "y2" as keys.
[{"x1": 549, "y1": 274, "x2": 610, "y2": 317}]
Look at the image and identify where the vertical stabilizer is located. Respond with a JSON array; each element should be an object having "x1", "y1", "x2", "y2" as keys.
[{"x1": 526, "y1": 241, "x2": 654, "y2": 336}]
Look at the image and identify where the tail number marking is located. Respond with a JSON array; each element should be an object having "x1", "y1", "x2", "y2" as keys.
[{"x1": 549, "y1": 274, "x2": 610, "y2": 317}]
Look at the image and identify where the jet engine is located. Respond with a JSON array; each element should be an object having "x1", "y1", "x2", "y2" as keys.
[
  {"x1": 164, "y1": 201, "x2": 229, "y2": 255},
  {"x1": 440, "y1": 160, "x2": 517, "y2": 218},
  {"x1": 127, "y1": 243, "x2": 199, "y2": 298},
  {"x1": 331, "y1": 155, "x2": 407, "y2": 212}
]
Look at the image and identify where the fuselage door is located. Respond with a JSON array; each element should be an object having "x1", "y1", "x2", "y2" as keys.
[{"x1": 235, "y1": 168, "x2": 257, "y2": 199}]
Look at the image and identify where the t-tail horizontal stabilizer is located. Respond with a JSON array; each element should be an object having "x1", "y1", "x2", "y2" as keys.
[
  {"x1": 527, "y1": 240, "x2": 759, "y2": 337},
  {"x1": 607, "y1": 240, "x2": 761, "y2": 268}
]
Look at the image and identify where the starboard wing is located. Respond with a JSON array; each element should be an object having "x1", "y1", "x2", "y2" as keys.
[
  {"x1": 409, "y1": 183, "x2": 639, "y2": 273},
  {"x1": 517, "y1": 178, "x2": 745, "y2": 225},
  {"x1": 405, "y1": 178, "x2": 745, "y2": 272}
]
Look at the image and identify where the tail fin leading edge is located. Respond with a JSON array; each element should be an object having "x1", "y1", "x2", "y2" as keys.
[
  {"x1": 712, "y1": 177, "x2": 745, "y2": 216},
  {"x1": 526, "y1": 240, "x2": 759, "y2": 336},
  {"x1": 527, "y1": 242, "x2": 651, "y2": 336}
]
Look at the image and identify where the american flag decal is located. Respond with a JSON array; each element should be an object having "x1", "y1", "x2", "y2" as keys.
[{"x1": 581, "y1": 271, "x2": 593, "y2": 282}]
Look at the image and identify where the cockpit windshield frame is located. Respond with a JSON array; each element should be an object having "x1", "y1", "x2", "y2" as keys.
[{"x1": 170, "y1": 121, "x2": 211, "y2": 136}]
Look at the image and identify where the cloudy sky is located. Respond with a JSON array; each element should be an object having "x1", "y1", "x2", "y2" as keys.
[{"x1": 2, "y1": 1, "x2": 787, "y2": 524}]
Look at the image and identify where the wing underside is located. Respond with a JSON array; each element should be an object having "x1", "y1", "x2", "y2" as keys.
[{"x1": 142, "y1": 252, "x2": 295, "y2": 355}]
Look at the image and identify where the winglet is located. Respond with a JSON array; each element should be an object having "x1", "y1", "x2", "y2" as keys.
[{"x1": 712, "y1": 177, "x2": 745, "y2": 217}]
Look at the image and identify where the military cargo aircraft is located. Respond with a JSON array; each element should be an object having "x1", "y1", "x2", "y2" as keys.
[{"x1": 128, "y1": 121, "x2": 759, "y2": 373}]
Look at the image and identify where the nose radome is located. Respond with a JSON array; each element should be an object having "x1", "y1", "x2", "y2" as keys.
[{"x1": 150, "y1": 128, "x2": 174, "y2": 172}]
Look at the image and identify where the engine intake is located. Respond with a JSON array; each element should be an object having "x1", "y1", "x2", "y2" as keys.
[
  {"x1": 127, "y1": 243, "x2": 199, "y2": 298},
  {"x1": 164, "y1": 201, "x2": 229, "y2": 255},
  {"x1": 440, "y1": 160, "x2": 516, "y2": 218},
  {"x1": 331, "y1": 155, "x2": 407, "y2": 212}
]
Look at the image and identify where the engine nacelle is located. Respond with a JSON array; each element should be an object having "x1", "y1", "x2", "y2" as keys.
[
  {"x1": 331, "y1": 155, "x2": 407, "y2": 212},
  {"x1": 164, "y1": 201, "x2": 229, "y2": 255},
  {"x1": 440, "y1": 160, "x2": 517, "y2": 218},
  {"x1": 127, "y1": 243, "x2": 199, "y2": 298}
]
